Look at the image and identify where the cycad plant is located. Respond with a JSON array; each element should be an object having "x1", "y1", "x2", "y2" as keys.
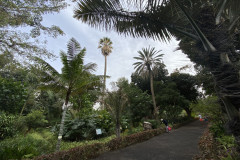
[
  {"x1": 133, "y1": 47, "x2": 163, "y2": 120},
  {"x1": 35, "y1": 38, "x2": 100, "y2": 151},
  {"x1": 98, "y1": 37, "x2": 113, "y2": 108}
]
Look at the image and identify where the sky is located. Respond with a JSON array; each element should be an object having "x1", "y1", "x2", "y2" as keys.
[{"x1": 42, "y1": 2, "x2": 195, "y2": 90}]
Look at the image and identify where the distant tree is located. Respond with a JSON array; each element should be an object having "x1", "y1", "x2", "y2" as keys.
[
  {"x1": 116, "y1": 78, "x2": 152, "y2": 126},
  {"x1": 0, "y1": 0, "x2": 67, "y2": 59},
  {"x1": 131, "y1": 64, "x2": 168, "y2": 94},
  {"x1": 170, "y1": 72, "x2": 199, "y2": 102},
  {"x1": 98, "y1": 37, "x2": 113, "y2": 108},
  {"x1": 155, "y1": 82, "x2": 189, "y2": 119},
  {"x1": 133, "y1": 47, "x2": 163, "y2": 120},
  {"x1": 35, "y1": 38, "x2": 100, "y2": 151}
]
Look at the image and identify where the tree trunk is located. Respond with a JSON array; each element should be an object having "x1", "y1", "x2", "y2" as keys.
[
  {"x1": 116, "y1": 122, "x2": 121, "y2": 138},
  {"x1": 56, "y1": 102, "x2": 68, "y2": 151},
  {"x1": 184, "y1": 108, "x2": 192, "y2": 118},
  {"x1": 149, "y1": 69, "x2": 158, "y2": 120},
  {"x1": 115, "y1": 107, "x2": 121, "y2": 138},
  {"x1": 102, "y1": 55, "x2": 107, "y2": 109}
]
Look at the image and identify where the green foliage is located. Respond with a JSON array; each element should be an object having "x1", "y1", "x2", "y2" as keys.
[
  {"x1": 123, "y1": 126, "x2": 143, "y2": 135},
  {"x1": 193, "y1": 96, "x2": 223, "y2": 122},
  {"x1": 0, "y1": 131, "x2": 56, "y2": 160},
  {"x1": 216, "y1": 135, "x2": 236, "y2": 150},
  {"x1": 60, "y1": 135, "x2": 116, "y2": 151},
  {"x1": 34, "y1": 91, "x2": 62, "y2": 122},
  {"x1": 115, "y1": 78, "x2": 152, "y2": 126},
  {"x1": 54, "y1": 110, "x2": 113, "y2": 141},
  {"x1": 146, "y1": 119, "x2": 160, "y2": 129},
  {"x1": 193, "y1": 96, "x2": 226, "y2": 137},
  {"x1": 170, "y1": 72, "x2": 199, "y2": 102},
  {"x1": 24, "y1": 110, "x2": 48, "y2": 130},
  {"x1": 0, "y1": 112, "x2": 17, "y2": 140},
  {"x1": 0, "y1": 0, "x2": 66, "y2": 58},
  {"x1": 0, "y1": 77, "x2": 27, "y2": 114}
]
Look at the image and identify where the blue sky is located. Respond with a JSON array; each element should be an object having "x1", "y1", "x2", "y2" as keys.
[{"x1": 42, "y1": 3, "x2": 195, "y2": 90}]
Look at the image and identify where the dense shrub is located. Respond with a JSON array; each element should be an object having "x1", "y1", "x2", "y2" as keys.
[
  {"x1": 35, "y1": 143, "x2": 106, "y2": 160},
  {"x1": 0, "y1": 131, "x2": 55, "y2": 160},
  {"x1": 0, "y1": 112, "x2": 17, "y2": 140},
  {"x1": 0, "y1": 78, "x2": 27, "y2": 114},
  {"x1": 59, "y1": 110, "x2": 113, "y2": 141},
  {"x1": 24, "y1": 110, "x2": 48, "y2": 131}
]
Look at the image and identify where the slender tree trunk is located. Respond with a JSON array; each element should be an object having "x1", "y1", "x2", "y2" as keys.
[
  {"x1": 20, "y1": 96, "x2": 29, "y2": 115},
  {"x1": 56, "y1": 102, "x2": 68, "y2": 151},
  {"x1": 102, "y1": 55, "x2": 107, "y2": 109},
  {"x1": 149, "y1": 69, "x2": 158, "y2": 120},
  {"x1": 116, "y1": 113, "x2": 121, "y2": 138}
]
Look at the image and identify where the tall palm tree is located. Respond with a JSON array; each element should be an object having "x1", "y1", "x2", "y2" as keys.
[
  {"x1": 133, "y1": 47, "x2": 163, "y2": 120},
  {"x1": 35, "y1": 38, "x2": 100, "y2": 151},
  {"x1": 98, "y1": 37, "x2": 113, "y2": 108}
]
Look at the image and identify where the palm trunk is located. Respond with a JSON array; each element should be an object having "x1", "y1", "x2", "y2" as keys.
[
  {"x1": 102, "y1": 55, "x2": 107, "y2": 109},
  {"x1": 149, "y1": 68, "x2": 158, "y2": 120},
  {"x1": 56, "y1": 102, "x2": 68, "y2": 151},
  {"x1": 116, "y1": 118, "x2": 121, "y2": 138},
  {"x1": 56, "y1": 90, "x2": 71, "y2": 151}
]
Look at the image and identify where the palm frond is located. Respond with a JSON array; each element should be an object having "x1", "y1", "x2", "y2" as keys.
[
  {"x1": 74, "y1": 0, "x2": 174, "y2": 42},
  {"x1": 67, "y1": 37, "x2": 82, "y2": 60}
]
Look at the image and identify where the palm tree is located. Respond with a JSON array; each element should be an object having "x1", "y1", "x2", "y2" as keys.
[
  {"x1": 133, "y1": 47, "x2": 163, "y2": 120},
  {"x1": 35, "y1": 38, "x2": 100, "y2": 151},
  {"x1": 98, "y1": 37, "x2": 113, "y2": 108}
]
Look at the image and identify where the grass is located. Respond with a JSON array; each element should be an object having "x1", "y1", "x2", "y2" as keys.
[{"x1": 60, "y1": 135, "x2": 116, "y2": 151}]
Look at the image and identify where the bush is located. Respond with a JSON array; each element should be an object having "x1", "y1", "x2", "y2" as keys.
[
  {"x1": 146, "y1": 119, "x2": 160, "y2": 129},
  {"x1": 0, "y1": 112, "x2": 18, "y2": 140},
  {"x1": 0, "y1": 131, "x2": 56, "y2": 160},
  {"x1": 24, "y1": 110, "x2": 48, "y2": 131},
  {"x1": 57, "y1": 110, "x2": 113, "y2": 141},
  {"x1": 0, "y1": 78, "x2": 27, "y2": 114}
]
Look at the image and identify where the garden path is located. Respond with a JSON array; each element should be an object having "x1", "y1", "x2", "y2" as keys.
[{"x1": 93, "y1": 120, "x2": 207, "y2": 160}]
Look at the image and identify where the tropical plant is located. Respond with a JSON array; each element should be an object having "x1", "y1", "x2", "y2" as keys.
[
  {"x1": 35, "y1": 38, "x2": 100, "y2": 151},
  {"x1": 98, "y1": 37, "x2": 113, "y2": 108},
  {"x1": 133, "y1": 47, "x2": 163, "y2": 120},
  {"x1": 59, "y1": 110, "x2": 113, "y2": 141},
  {"x1": 105, "y1": 83, "x2": 128, "y2": 138},
  {"x1": 0, "y1": 112, "x2": 18, "y2": 140}
]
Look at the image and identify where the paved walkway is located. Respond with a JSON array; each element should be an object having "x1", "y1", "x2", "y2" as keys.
[{"x1": 94, "y1": 120, "x2": 207, "y2": 160}]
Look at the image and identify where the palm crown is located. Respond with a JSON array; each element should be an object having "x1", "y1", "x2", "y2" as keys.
[
  {"x1": 133, "y1": 47, "x2": 163, "y2": 75},
  {"x1": 36, "y1": 38, "x2": 98, "y2": 98},
  {"x1": 98, "y1": 37, "x2": 113, "y2": 56}
]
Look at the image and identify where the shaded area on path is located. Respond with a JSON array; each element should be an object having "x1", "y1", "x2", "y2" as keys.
[{"x1": 94, "y1": 120, "x2": 207, "y2": 160}]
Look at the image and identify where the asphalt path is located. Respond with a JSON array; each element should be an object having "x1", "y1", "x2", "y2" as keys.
[{"x1": 93, "y1": 120, "x2": 207, "y2": 160}]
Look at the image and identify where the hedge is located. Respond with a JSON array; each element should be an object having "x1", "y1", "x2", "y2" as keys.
[{"x1": 35, "y1": 118, "x2": 196, "y2": 160}]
